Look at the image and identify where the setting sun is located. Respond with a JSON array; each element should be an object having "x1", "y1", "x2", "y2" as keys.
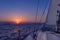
[
  {"x1": 11, "y1": 17, "x2": 22, "y2": 24},
  {"x1": 14, "y1": 18, "x2": 21, "y2": 24}
]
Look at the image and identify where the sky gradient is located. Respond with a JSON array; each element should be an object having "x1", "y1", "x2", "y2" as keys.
[{"x1": 0, "y1": 0, "x2": 50, "y2": 23}]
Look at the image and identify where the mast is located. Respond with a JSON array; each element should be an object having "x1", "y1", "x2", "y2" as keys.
[{"x1": 46, "y1": 0, "x2": 60, "y2": 33}]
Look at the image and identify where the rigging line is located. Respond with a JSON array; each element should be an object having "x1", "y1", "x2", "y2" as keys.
[
  {"x1": 45, "y1": 0, "x2": 51, "y2": 23},
  {"x1": 40, "y1": 2, "x2": 49, "y2": 23},
  {"x1": 35, "y1": 0, "x2": 39, "y2": 24},
  {"x1": 40, "y1": 1, "x2": 49, "y2": 30},
  {"x1": 40, "y1": 1, "x2": 49, "y2": 23},
  {"x1": 33, "y1": 0, "x2": 39, "y2": 40}
]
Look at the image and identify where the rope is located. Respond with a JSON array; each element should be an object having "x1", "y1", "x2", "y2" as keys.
[
  {"x1": 40, "y1": 4, "x2": 47, "y2": 23},
  {"x1": 35, "y1": 0, "x2": 39, "y2": 24},
  {"x1": 34, "y1": 0, "x2": 39, "y2": 40},
  {"x1": 34, "y1": 0, "x2": 49, "y2": 39},
  {"x1": 40, "y1": 1, "x2": 49, "y2": 31},
  {"x1": 22, "y1": 0, "x2": 49, "y2": 40}
]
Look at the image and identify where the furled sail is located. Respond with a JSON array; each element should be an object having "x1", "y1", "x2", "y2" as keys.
[{"x1": 46, "y1": 0, "x2": 60, "y2": 33}]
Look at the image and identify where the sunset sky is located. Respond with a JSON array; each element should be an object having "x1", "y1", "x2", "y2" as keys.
[{"x1": 0, "y1": 0, "x2": 50, "y2": 23}]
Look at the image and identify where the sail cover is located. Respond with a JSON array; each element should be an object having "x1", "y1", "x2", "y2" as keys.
[{"x1": 46, "y1": 0, "x2": 60, "y2": 25}]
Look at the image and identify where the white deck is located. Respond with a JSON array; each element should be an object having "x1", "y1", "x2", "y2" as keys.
[{"x1": 25, "y1": 31, "x2": 60, "y2": 40}]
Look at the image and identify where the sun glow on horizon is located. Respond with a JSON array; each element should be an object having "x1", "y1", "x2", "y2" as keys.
[{"x1": 11, "y1": 17, "x2": 23, "y2": 24}]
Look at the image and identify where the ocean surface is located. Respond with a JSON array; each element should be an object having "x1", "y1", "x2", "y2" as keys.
[
  {"x1": 0, "y1": 23, "x2": 42, "y2": 40},
  {"x1": 0, "y1": 23, "x2": 58, "y2": 40}
]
